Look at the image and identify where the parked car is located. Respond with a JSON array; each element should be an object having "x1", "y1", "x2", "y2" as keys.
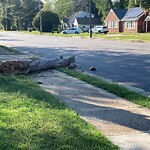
[
  {"x1": 91, "y1": 26, "x2": 109, "y2": 34},
  {"x1": 82, "y1": 25, "x2": 90, "y2": 32},
  {"x1": 61, "y1": 27, "x2": 82, "y2": 34}
]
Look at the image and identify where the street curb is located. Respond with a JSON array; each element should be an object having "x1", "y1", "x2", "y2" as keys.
[{"x1": 76, "y1": 69, "x2": 150, "y2": 98}]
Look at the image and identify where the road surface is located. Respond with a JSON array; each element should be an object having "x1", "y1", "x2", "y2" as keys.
[{"x1": 0, "y1": 31, "x2": 149, "y2": 92}]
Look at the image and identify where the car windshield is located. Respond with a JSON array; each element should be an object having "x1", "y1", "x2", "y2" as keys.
[
  {"x1": 96, "y1": 26, "x2": 102, "y2": 28},
  {"x1": 70, "y1": 28, "x2": 76, "y2": 30}
]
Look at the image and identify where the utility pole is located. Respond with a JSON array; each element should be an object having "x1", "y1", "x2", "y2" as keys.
[
  {"x1": 4, "y1": 5, "x2": 14, "y2": 31},
  {"x1": 89, "y1": 0, "x2": 92, "y2": 38},
  {"x1": 38, "y1": 0, "x2": 42, "y2": 34},
  {"x1": 5, "y1": 6, "x2": 7, "y2": 31}
]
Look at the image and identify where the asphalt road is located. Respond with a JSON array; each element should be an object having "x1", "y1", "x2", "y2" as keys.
[{"x1": 0, "y1": 31, "x2": 150, "y2": 92}]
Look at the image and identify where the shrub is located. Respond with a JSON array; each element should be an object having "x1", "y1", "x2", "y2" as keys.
[{"x1": 32, "y1": 10, "x2": 60, "y2": 32}]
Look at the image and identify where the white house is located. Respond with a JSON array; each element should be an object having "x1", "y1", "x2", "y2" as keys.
[
  {"x1": 70, "y1": 18, "x2": 101, "y2": 32},
  {"x1": 61, "y1": 11, "x2": 101, "y2": 32},
  {"x1": 71, "y1": 11, "x2": 95, "y2": 18}
]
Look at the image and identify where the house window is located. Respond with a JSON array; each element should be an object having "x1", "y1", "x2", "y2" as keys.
[
  {"x1": 105, "y1": 21, "x2": 111, "y2": 28},
  {"x1": 126, "y1": 21, "x2": 135, "y2": 29},
  {"x1": 112, "y1": 21, "x2": 117, "y2": 28}
]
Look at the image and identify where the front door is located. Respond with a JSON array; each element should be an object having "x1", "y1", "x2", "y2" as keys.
[{"x1": 119, "y1": 21, "x2": 124, "y2": 32}]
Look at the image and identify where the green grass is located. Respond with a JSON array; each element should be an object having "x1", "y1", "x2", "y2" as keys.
[
  {"x1": 0, "y1": 45, "x2": 20, "y2": 54},
  {"x1": 0, "y1": 75, "x2": 119, "y2": 150},
  {"x1": 27, "y1": 31, "x2": 90, "y2": 38},
  {"x1": 58, "y1": 68, "x2": 150, "y2": 109},
  {"x1": 102, "y1": 33, "x2": 150, "y2": 42},
  {"x1": 26, "y1": 31, "x2": 150, "y2": 42}
]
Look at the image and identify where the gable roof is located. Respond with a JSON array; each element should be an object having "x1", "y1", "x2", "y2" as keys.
[
  {"x1": 76, "y1": 18, "x2": 101, "y2": 25},
  {"x1": 61, "y1": 18, "x2": 69, "y2": 24},
  {"x1": 113, "y1": 9, "x2": 128, "y2": 20},
  {"x1": 145, "y1": 16, "x2": 150, "y2": 21},
  {"x1": 69, "y1": 11, "x2": 95, "y2": 20},
  {"x1": 122, "y1": 7, "x2": 144, "y2": 21}
]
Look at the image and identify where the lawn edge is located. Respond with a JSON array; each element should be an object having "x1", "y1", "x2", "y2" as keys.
[
  {"x1": 57, "y1": 68, "x2": 150, "y2": 109},
  {"x1": 0, "y1": 45, "x2": 21, "y2": 54}
]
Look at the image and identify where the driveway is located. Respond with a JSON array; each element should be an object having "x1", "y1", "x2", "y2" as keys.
[{"x1": 0, "y1": 31, "x2": 149, "y2": 92}]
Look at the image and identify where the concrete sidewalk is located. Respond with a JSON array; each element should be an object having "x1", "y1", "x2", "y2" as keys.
[
  {"x1": 32, "y1": 70, "x2": 150, "y2": 150},
  {"x1": 1, "y1": 48, "x2": 150, "y2": 150}
]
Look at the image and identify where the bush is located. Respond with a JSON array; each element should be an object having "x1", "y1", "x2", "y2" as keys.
[{"x1": 32, "y1": 10, "x2": 60, "y2": 32}]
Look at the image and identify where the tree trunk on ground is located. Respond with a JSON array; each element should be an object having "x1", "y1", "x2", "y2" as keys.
[{"x1": 0, "y1": 56, "x2": 75, "y2": 74}]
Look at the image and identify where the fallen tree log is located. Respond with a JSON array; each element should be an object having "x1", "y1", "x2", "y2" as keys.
[{"x1": 0, "y1": 56, "x2": 75, "y2": 74}]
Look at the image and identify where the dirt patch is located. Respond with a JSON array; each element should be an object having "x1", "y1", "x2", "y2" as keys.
[{"x1": 0, "y1": 47, "x2": 14, "y2": 55}]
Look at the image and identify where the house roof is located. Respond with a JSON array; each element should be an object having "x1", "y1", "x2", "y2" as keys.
[
  {"x1": 145, "y1": 16, "x2": 150, "y2": 21},
  {"x1": 76, "y1": 18, "x2": 101, "y2": 25},
  {"x1": 61, "y1": 18, "x2": 69, "y2": 24},
  {"x1": 121, "y1": 7, "x2": 144, "y2": 21},
  {"x1": 113, "y1": 9, "x2": 128, "y2": 20},
  {"x1": 69, "y1": 11, "x2": 95, "y2": 19}
]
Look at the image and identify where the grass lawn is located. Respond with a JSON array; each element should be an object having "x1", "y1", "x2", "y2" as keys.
[
  {"x1": 0, "y1": 75, "x2": 119, "y2": 150},
  {"x1": 28, "y1": 31, "x2": 150, "y2": 42},
  {"x1": 58, "y1": 68, "x2": 150, "y2": 109},
  {"x1": 102, "y1": 33, "x2": 150, "y2": 42}
]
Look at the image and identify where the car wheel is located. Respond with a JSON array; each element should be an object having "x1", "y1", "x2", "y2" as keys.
[
  {"x1": 63, "y1": 31, "x2": 67, "y2": 34},
  {"x1": 98, "y1": 30, "x2": 101, "y2": 34},
  {"x1": 75, "y1": 31, "x2": 79, "y2": 34}
]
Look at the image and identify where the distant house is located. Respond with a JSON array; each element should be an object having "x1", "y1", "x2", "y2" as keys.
[
  {"x1": 105, "y1": 7, "x2": 150, "y2": 33},
  {"x1": 69, "y1": 17, "x2": 101, "y2": 32},
  {"x1": 61, "y1": 11, "x2": 101, "y2": 32},
  {"x1": 61, "y1": 18, "x2": 69, "y2": 30},
  {"x1": 104, "y1": 9, "x2": 127, "y2": 32},
  {"x1": 121, "y1": 7, "x2": 149, "y2": 33},
  {"x1": 70, "y1": 11, "x2": 95, "y2": 18}
]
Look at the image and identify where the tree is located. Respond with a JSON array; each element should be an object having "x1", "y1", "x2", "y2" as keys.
[
  {"x1": 0, "y1": 56, "x2": 75, "y2": 74},
  {"x1": 54, "y1": 0, "x2": 73, "y2": 18},
  {"x1": 0, "y1": 0, "x2": 40, "y2": 30},
  {"x1": 140, "y1": 0, "x2": 150, "y2": 10},
  {"x1": 128, "y1": 0, "x2": 150, "y2": 9},
  {"x1": 42, "y1": 1, "x2": 53, "y2": 11},
  {"x1": 113, "y1": 0, "x2": 129, "y2": 9},
  {"x1": 91, "y1": 1, "x2": 99, "y2": 17},
  {"x1": 128, "y1": 0, "x2": 138, "y2": 8},
  {"x1": 93, "y1": 0, "x2": 112, "y2": 21},
  {"x1": 19, "y1": 0, "x2": 39, "y2": 29},
  {"x1": 32, "y1": 10, "x2": 60, "y2": 32},
  {"x1": 54, "y1": 0, "x2": 99, "y2": 19}
]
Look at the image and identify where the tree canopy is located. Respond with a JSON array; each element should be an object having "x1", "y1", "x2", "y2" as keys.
[
  {"x1": 93, "y1": 0, "x2": 113, "y2": 20},
  {"x1": 0, "y1": 0, "x2": 40, "y2": 30},
  {"x1": 32, "y1": 10, "x2": 60, "y2": 32},
  {"x1": 0, "y1": 0, "x2": 150, "y2": 31}
]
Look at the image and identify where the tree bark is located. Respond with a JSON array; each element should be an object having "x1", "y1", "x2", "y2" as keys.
[{"x1": 0, "y1": 56, "x2": 75, "y2": 74}]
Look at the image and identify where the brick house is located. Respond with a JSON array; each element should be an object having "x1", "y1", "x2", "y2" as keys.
[
  {"x1": 145, "y1": 16, "x2": 150, "y2": 32},
  {"x1": 105, "y1": 7, "x2": 150, "y2": 33},
  {"x1": 104, "y1": 9, "x2": 127, "y2": 32},
  {"x1": 121, "y1": 7, "x2": 149, "y2": 33}
]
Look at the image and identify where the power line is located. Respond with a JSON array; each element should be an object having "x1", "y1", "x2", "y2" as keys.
[
  {"x1": 6, "y1": 1, "x2": 39, "y2": 16},
  {"x1": 18, "y1": 0, "x2": 37, "y2": 12},
  {"x1": 5, "y1": 6, "x2": 39, "y2": 21},
  {"x1": 18, "y1": 6, "x2": 39, "y2": 20}
]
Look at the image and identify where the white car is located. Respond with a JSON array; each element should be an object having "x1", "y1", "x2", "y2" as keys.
[
  {"x1": 91, "y1": 26, "x2": 109, "y2": 34},
  {"x1": 62, "y1": 28, "x2": 82, "y2": 34}
]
